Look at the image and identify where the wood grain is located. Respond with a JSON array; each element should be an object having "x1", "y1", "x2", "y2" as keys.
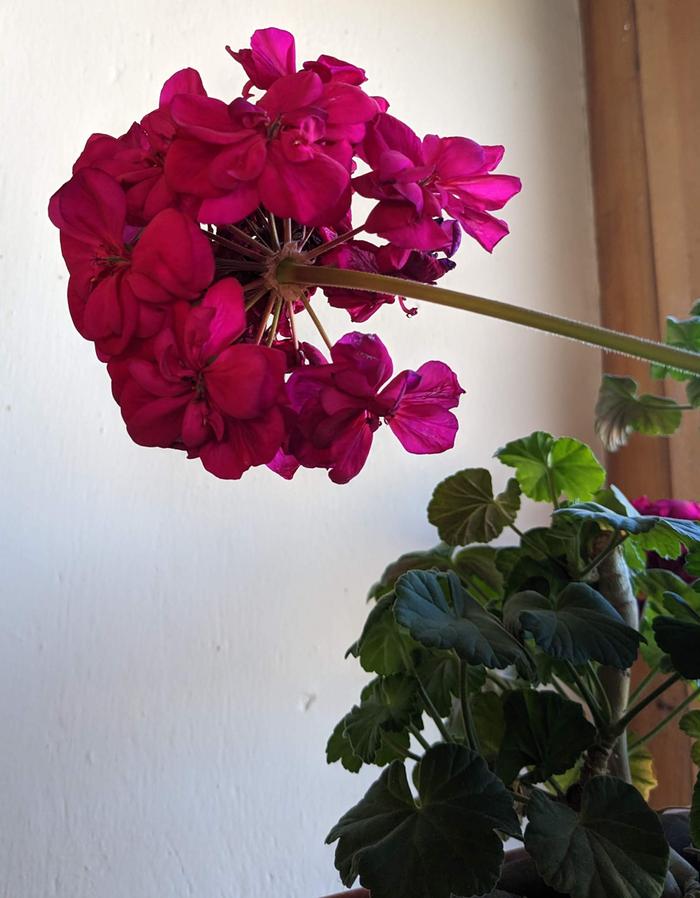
[{"x1": 581, "y1": 0, "x2": 698, "y2": 807}]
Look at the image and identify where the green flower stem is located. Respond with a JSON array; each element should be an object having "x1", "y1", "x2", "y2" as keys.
[
  {"x1": 627, "y1": 685, "x2": 700, "y2": 750},
  {"x1": 587, "y1": 662, "x2": 613, "y2": 724},
  {"x1": 615, "y1": 672, "x2": 682, "y2": 734},
  {"x1": 459, "y1": 660, "x2": 481, "y2": 753},
  {"x1": 276, "y1": 262, "x2": 700, "y2": 375}
]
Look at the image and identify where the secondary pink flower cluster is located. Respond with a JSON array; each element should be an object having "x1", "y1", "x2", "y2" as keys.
[{"x1": 49, "y1": 27, "x2": 521, "y2": 482}]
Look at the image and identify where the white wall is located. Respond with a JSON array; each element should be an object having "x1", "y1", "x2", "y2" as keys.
[{"x1": 0, "y1": 2, "x2": 599, "y2": 896}]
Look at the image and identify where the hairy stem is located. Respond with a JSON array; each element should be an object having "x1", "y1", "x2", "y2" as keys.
[
  {"x1": 628, "y1": 686, "x2": 700, "y2": 750},
  {"x1": 276, "y1": 262, "x2": 700, "y2": 375}
]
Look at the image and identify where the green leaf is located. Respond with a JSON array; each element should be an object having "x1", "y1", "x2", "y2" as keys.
[
  {"x1": 634, "y1": 569, "x2": 700, "y2": 609},
  {"x1": 652, "y1": 314, "x2": 700, "y2": 381},
  {"x1": 496, "y1": 431, "x2": 605, "y2": 503},
  {"x1": 680, "y1": 710, "x2": 700, "y2": 739},
  {"x1": 412, "y1": 650, "x2": 461, "y2": 718},
  {"x1": 452, "y1": 545, "x2": 504, "y2": 603},
  {"x1": 692, "y1": 771, "x2": 700, "y2": 849},
  {"x1": 503, "y1": 582, "x2": 642, "y2": 668},
  {"x1": 595, "y1": 374, "x2": 682, "y2": 451},
  {"x1": 692, "y1": 742, "x2": 700, "y2": 766},
  {"x1": 628, "y1": 736, "x2": 657, "y2": 801},
  {"x1": 686, "y1": 547, "x2": 700, "y2": 578},
  {"x1": 326, "y1": 743, "x2": 521, "y2": 898},
  {"x1": 653, "y1": 593, "x2": 700, "y2": 678},
  {"x1": 344, "y1": 676, "x2": 421, "y2": 763},
  {"x1": 687, "y1": 377, "x2": 700, "y2": 407},
  {"x1": 427, "y1": 468, "x2": 520, "y2": 546},
  {"x1": 503, "y1": 554, "x2": 570, "y2": 602},
  {"x1": 554, "y1": 501, "x2": 700, "y2": 559},
  {"x1": 496, "y1": 690, "x2": 596, "y2": 785},
  {"x1": 394, "y1": 570, "x2": 533, "y2": 672},
  {"x1": 327, "y1": 715, "x2": 363, "y2": 773},
  {"x1": 350, "y1": 593, "x2": 416, "y2": 676},
  {"x1": 525, "y1": 777, "x2": 669, "y2": 898},
  {"x1": 368, "y1": 544, "x2": 453, "y2": 599},
  {"x1": 470, "y1": 692, "x2": 505, "y2": 764}
]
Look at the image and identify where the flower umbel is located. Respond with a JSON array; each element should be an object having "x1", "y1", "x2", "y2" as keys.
[{"x1": 49, "y1": 26, "x2": 520, "y2": 481}]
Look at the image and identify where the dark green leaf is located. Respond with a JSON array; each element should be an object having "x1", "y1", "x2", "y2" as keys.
[
  {"x1": 368, "y1": 544, "x2": 453, "y2": 599},
  {"x1": 344, "y1": 676, "x2": 421, "y2": 763},
  {"x1": 692, "y1": 771, "x2": 700, "y2": 849},
  {"x1": 525, "y1": 777, "x2": 668, "y2": 898},
  {"x1": 687, "y1": 377, "x2": 700, "y2": 407},
  {"x1": 496, "y1": 690, "x2": 596, "y2": 785},
  {"x1": 504, "y1": 582, "x2": 642, "y2": 668},
  {"x1": 653, "y1": 593, "x2": 700, "y2": 678},
  {"x1": 504, "y1": 554, "x2": 570, "y2": 602},
  {"x1": 452, "y1": 545, "x2": 505, "y2": 603},
  {"x1": 326, "y1": 743, "x2": 521, "y2": 898},
  {"x1": 496, "y1": 431, "x2": 605, "y2": 503},
  {"x1": 428, "y1": 468, "x2": 521, "y2": 546},
  {"x1": 595, "y1": 374, "x2": 682, "y2": 451},
  {"x1": 350, "y1": 593, "x2": 416, "y2": 675},
  {"x1": 554, "y1": 501, "x2": 700, "y2": 559},
  {"x1": 470, "y1": 692, "x2": 505, "y2": 764},
  {"x1": 412, "y1": 650, "x2": 461, "y2": 717},
  {"x1": 394, "y1": 570, "x2": 532, "y2": 672},
  {"x1": 686, "y1": 547, "x2": 700, "y2": 578},
  {"x1": 327, "y1": 715, "x2": 363, "y2": 773}
]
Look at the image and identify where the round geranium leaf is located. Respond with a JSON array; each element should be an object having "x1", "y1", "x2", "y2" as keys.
[
  {"x1": 427, "y1": 468, "x2": 521, "y2": 546},
  {"x1": 496, "y1": 690, "x2": 596, "y2": 785},
  {"x1": 496, "y1": 431, "x2": 605, "y2": 503},
  {"x1": 503, "y1": 582, "x2": 642, "y2": 669},
  {"x1": 525, "y1": 777, "x2": 669, "y2": 898},
  {"x1": 326, "y1": 743, "x2": 521, "y2": 898},
  {"x1": 348, "y1": 593, "x2": 417, "y2": 676},
  {"x1": 394, "y1": 570, "x2": 533, "y2": 672},
  {"x1": 595, "y1": 374, "x2": 683, "y2": 451},
  {"x1": 344, "y1": 675, "x2": 422, "y2": 763}
]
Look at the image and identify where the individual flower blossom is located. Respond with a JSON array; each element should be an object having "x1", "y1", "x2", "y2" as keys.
[
  {"x1": 48, "y1": 168, "x2": 214, "y2": 358},
  {"x1": 285, "y1": 332, "x2": 464, "y2": 483},
  {"x1": 633, "y1": 496, "x2": 700, "y2": 582},
  {"x1": 165, "y1": 36, "x2": 379, "y2": 227},
  {"x1": 110, "y1": 278, "x2": 287, "y2": 479},
  {"x1": 355, "y1": 113, "x2": 521, "y2": 252},
  {"x1": 73, "y1": 69, "x2": 207, "y2": 226}
]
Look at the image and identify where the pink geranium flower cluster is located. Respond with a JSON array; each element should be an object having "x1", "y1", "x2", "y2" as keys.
[{"x1": 49, "y1": 27, "x2": 521, "y2": 482}]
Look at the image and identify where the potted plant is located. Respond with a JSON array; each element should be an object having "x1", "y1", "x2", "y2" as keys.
[
  {"x1": 323, "y1": 432, "x2": 700, "y2": 898},
  {"x1": 47, "y1": 24, "x2": 700, "y2": 898}
]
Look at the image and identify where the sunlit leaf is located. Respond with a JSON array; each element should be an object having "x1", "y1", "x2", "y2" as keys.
[
  {"x1": 595, "y1": 374, "x2": 682, "y2": 451},
  {"x1": 428, "y1": 468, "x2": 520, "y2": 546}
]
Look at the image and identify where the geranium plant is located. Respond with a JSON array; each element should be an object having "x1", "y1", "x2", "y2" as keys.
[
  {"x1": 326, "y1": 436, "x2": 700, "y2": 898},
  {"x1": 47, "y1": 25, "x2": 700, "y2": 898}
]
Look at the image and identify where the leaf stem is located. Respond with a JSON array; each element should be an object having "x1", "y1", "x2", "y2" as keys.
[
  {"x1": 276, "y1": 262, "x2": 700, "y2": 375},
  {"x1": 627, "y1": 665, "x2": 660, "y2": 705},
  {"x1": 565, "y1": 661, "x2": 608, "y2": 729},
  {"x1": 586, "y1": 662, "x2": 613, "y2": 724},
  {"x1": 381, "y1": 732, "x2": 421, "y2": 763},
  {"x1": 399, "y1": 645, "x2": 454, "y2": 744},
  {"x1": 615, "y1": 672, "x2": 682, "y2": 734},
  {"x1": 409, "y1": 724, "x2": 431, "y2": 752},
  {"x1": 459, "y1": 660, "x2": 481, "y2": 752},
  {"x1": 627, "y1": 685, "x2": 700, "y2": 750}
]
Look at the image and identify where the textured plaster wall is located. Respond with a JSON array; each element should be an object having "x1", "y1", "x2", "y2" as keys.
[{"x1": 0, "y1": 2, "x2": 599, "y2": 896}]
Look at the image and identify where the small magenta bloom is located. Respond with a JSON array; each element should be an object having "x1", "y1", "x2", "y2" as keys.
[
  {"x1": 47, "y1": 25, "x2": 520, "y2": 483},
  {"x1": 286, "y1": 333, "x2": 464, "y2": 483},
  {"x1": 633, "y1": 496, "x2": 700, "y2": 582}
]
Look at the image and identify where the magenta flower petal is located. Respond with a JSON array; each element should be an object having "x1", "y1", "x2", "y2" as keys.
[
  {"x1": 159, "y1": 68, "x2": 206, "y2": 107},
  {"x1": 49, "y1": 168, "x2": 126, "y2": 247},
  {"x1": 258, "y1": 144, "x2": 349, "y2": 225},
  {"x1": 198, "y1": 186, "x2": 261, "y2": 225},
  {"x1": 199, "y1": 407, "x2": 286, "y2": 479},
  {"x1": 205, "y1": 345, "x2": 286, "y2": 419},
  {"x1": 129, "y1": 209, "x2": 214, "y2": 303},
  {"x1": 229, "y1": 27, "x2": 297, "y2": 94},
  {"x1": 183, "y1": 278, "x2": 247, "y2": 362}
]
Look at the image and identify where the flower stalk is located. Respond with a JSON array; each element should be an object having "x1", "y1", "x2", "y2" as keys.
[{"x1": 277, "y1": 262, "x2": 700, "y2": 375}]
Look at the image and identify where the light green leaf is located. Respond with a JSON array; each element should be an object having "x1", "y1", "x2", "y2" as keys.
[
  {"x1": 326, "y1": 743, "x2": 521, "y2": 898},
  {"x1": 504, "y1": 582, "x2": 642, "y2": 668},
  {"x1": 595, "y1": 374, "x2": 682, "y2": 451},
  {"x1": 628, "y1": 736, "x2": 657, "y2": 801},
  {"x1": 525, "y1": 777, "x2": 668, "y2": 898},
  {"x1": 394, "y1": 570, "x2": 533, "y2": 672},
  {"x1": 652, "y1": 314, "x2": 700, "y2": 381},
  {"x1": 428, "y1": 468, "x2": 520, "y2": 546},
  {"x1": 687, "y1": 377, "x2": 700, "y2": 407},
  {"x1": 496, "y1": 431, "x2": 605, "y2": 503},
  {"x1": 680, "y1": 710, "x2": 700, "y2": 739},
  {"x1": 496, "y1": 690, "x2": 595, "y2": 785}
]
